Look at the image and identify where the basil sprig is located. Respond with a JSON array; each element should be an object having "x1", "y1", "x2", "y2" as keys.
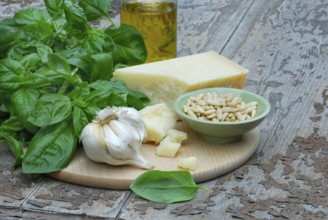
[
  {"x1": 130, "y1": 170, "x2": 208, "y2": 203},
  {"x1": 0, "y1": 0, "x2": 149, "y2": 173}
]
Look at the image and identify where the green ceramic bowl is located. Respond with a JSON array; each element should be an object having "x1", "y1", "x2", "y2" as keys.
[{"x1": 173, "y1": 88, "x2": 271, "y2": 144}]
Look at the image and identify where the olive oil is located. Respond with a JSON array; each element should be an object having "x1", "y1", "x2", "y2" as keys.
[{"x1": 120, "y1": 2, "x2": 177, "y2": 63}]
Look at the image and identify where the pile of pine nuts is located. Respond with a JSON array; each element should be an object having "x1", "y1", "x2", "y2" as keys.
[{"x1": 183, "y1": 92, "x2": 258, "y2": 122}]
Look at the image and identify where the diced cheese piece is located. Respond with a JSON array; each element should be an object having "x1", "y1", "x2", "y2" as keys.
[
  {"x1": 156, "y1": 136, "x2": 181, "y2": 158},
  {"x1": 140, "y1": 103, "x2": 176, "y2": 144},
  {"x1": 178, "y1": 157, "x2": 197, "y2": 171},
  {"x1": 113, "y1": 51, "x2": 249, "y2": 108},
  {"x1": 166, "y1": 129, "x2": 187, "y2": 143}
]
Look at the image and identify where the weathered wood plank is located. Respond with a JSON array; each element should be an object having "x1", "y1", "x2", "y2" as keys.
[
  {"x1": 224, "y1": 1, "x2": 328, "y2": 218},
  {"x1": 0, "y1": 146, "x2": 42, "y2": 209},
  {"x1": 177, "y1": 0, "x2": 254, "y2": 56},
  {"x1": 118, "y1": 0, "x2": 328, "y2": 219},
  {"x1": 228, "y1": 0, "x2": 328, "y2": 155},
  {"x1": 0, "y1": 207, "x2": 97, "y2": 220},
  {"x1": 22, "y1": 178, "x2": 131, "y2": 219}
]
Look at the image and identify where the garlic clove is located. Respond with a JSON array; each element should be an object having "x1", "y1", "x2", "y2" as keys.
[
  {"x1": 110, "y1": 119, "x2": 144, "y2": 150},
  {"x1": 127, "y1": 155, "x2": 155, "y2": 170},
  {"x1": 80, "y1": 123, "x2": 105, "y2": 149},
  {"x1": 116, "y1": 108, "x2": 146, "y2": 136},
  {"x1": 117, "y1": 120, "x2": 143, "y2": 150},
  {"x1": 119, "y1": 117, "x2": 146, "y2": 140},
  {"x1": 108, "y1": 119, "x2": 154, "y2": 169},
  {"x1": 80, "y1": 123, "x2": 120, "y2": 164},
  {"x1": 109, "y1": 120, "x2": 133, "y2": 145},
  {"x1": 102, "y1": 124, "x2": 134, "y2": 160}
]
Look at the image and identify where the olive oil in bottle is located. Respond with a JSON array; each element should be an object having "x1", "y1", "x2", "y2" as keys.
[{"x1": 120, "y1": 1, "x2": 177, "y2": 63}]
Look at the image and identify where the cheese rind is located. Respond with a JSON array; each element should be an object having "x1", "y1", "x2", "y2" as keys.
[{"x1": 113, "y1": 51, "x2": 248, "y2": 108}]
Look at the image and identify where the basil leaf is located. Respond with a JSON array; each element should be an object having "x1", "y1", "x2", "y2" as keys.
[
  {"x1": 1, "y1": 115, "x2": 23, "y2": 132},
  {"x1": 89, "y1": 79, "x2": 129, "y2": 93},
  {"x1": 0, "y1": 17, "x2": 19, "y2": 27},
  {"x1": 11, "y1": 88, "x2": 40, "y2": 134},
  {"x1": 0, "y1": 94, "x2": 11, "y2": 115},
  {"x1": 0, "y1": 132, "x2": 24, "y2": 166},
  {"x1": 0, "y1": 58, "x2": 27, "y2": 91},
  {"x1": 88, "y1": 80, "x2": 149, "y2": 109},
  {"x1": 64, "y1": 0, "x2": 90, "y2": 36},
  {"x1": 82, "y1": 30, "x2": 115, "y2": 53},
  {"x1": 44, "y1": 0, "x2": 65, "y2": 18},
  {"x1": 8, "y1": 42, "x2": 53, "y2": 62},
  {"x1": 126, "y1": 92, "x2": 150, "y2": 110},
  {"x1": 83, "y1": 105, "x2": 100, "y2": 119},
  {"x1": 79, "y1": 0, "x2": 110, "y2": 21},
  {"x1": 28, "y1": 94, "x2": 72, "y2": 127},
  {"x1": 89, "y1": 53, "x2": 113, "y2": 82},
  {"x1": 0, "y1": 25, "x2": 15, "y2": 59},
  {"x1": 19, "y1": 53, "x2": 41, "y2": 69},
  {"x1": 57, "y1": 47, "x2": 89, "y2": 59},
  {"x1": 33, "y1": 66, "x2": 65, "y2": 86},
  {"x1": 105, "y1": 24, "x2": 147, "y2": 65},
  {"x1": 88, "y1": 90, "x2": 127, "y2": 108},
  {"x1": 69, "y1": 81, "x2": 90, "y2": 101},
  {"x1": 22, "y1": 119, "x2": 77, "y2": 173},
  {"x1": 46, "y1": 53, "x2": 71, "y2": 74},
  {"x1": 13, "y1": 8, "x2": 50, "y2": 25},
  {"x1": 72, "y1": 106, "x2": 89, "y2": 137},
  {"x1": 14, "y1": 22, "x2": 55, "y2": 46},
  {"x1": 130, "y1": 170, "x2": 208, "y2": 203},
  {"x1": 87, "y1": 80, "x2": 128, "y2": 107}
]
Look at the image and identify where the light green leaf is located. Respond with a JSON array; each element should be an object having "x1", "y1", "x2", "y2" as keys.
[{"x1": 130, "y1": 170, "x2": 207, "y2": 203}]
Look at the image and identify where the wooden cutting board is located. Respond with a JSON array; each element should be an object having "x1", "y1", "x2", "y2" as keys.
[{"x1": 49, "y1": 123, "x2": 260, "y2": 189}]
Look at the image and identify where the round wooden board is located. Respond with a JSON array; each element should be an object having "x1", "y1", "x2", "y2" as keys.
[{"x1": 49, "y1": 123, "x2": 260, "y2": 190}]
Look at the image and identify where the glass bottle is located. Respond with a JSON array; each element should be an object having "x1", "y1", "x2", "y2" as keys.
[{"x1": 120, "y1": 0, "x2": 177, "y2": 63}]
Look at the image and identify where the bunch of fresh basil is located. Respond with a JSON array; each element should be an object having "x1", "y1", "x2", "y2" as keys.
[{"x1": 0, "y1": 0, "x2": 150, "y2": 174}]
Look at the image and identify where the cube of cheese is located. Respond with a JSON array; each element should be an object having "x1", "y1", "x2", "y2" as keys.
[
  {"x1": 140, "y1": 103, "x2": 176, "y2": 144},
  {"x1": 156, "y1": 136, "x2": 181, "y2": 158},
  {"x1": 178, "y1": 157, "x2": 197, "y2": 171},
  {"x1": 166, "y1": 129, "x2": 187, "y2": 143},
  {"x1": 113, "y1": 51, "x2": 248, "y2": 109}
]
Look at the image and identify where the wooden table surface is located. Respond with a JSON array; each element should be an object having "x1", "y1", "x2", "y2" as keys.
[{"x1": 1, "y1": 0, "x2": 328, "y2": 219}]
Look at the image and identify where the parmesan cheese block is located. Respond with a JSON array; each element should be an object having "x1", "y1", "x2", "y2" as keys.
[
  {"x1": 140, "y1": 103, "x2": 176, "y2": 144},
  {"x1": 166, "y1": 129, "x2": 187, "y2": 143},
  {"x1": 178, "y1": 157, "x2": 197, "y2": 171},
  {"x1": 113, "y1": 51, "x2": 249, "y2": 108},
  {"x1": 156, "y1": 129, "x2": 187, "y2": 158},
  {"x1": 156, "y1": 137, "x2": 181, "y2": 158}
]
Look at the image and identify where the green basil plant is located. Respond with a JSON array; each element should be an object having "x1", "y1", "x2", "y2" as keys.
[{"x1": 0, "y1": 0, "x2": 149, "y2": 173}]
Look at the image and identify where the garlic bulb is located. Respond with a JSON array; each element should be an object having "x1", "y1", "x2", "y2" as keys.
[{"x1": 80, "y1": 107, "x2": 154, "y2": 169}]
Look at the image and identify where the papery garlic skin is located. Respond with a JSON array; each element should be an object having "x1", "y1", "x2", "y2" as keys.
[
  {"x1": 80, "y1": 122, "x2": 131, "y2": 165},
  {"x1": 80, "y1": 107, "x2": 154, "y2": 170}
]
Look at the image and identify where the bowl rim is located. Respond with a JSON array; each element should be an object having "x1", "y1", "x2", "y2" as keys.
[{"x1": 173, "y1": 87, "x2": 271, "y2": 125}]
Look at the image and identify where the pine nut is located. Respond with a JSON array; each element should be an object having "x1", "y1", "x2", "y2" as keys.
[
  {"x1": 187, "y1": 109, "x2": 197, "y2": 118},
  {"x1": 205, "y1": 109, "x2": 216, "y2": 115},
  {"x1": 236, "y1": 112, "x2": 245, "y2": 121},
  {"x1": 183, "y1": 92, "x2": 258, "y2": 122},
  {"x1": 207, "y1": 113, "x2": 216, "y2": 119}
]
